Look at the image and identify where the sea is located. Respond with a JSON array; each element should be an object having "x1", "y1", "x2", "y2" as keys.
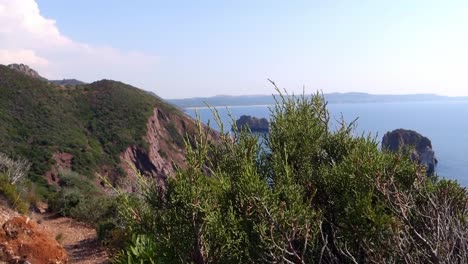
[{"x1": 184, "y1": 101, "x2": 468, "y2": 186}]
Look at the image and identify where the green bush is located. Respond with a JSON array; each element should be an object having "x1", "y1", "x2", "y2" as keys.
[
  {"x1": 113, "y1": 89, "x2": 468, "y2": 263},
  {"x1": 48, "y1": 169, "x2": 117, "y2": 225},
  {"x1": 114, "y1": 234, "x2": 158, "y2": 264},
  {"x1": 0, "y1": 174, "x2": 29, "y2": 214},
  {"x1": 166, "y1": 122, "x2": 184, "y2": 147}
]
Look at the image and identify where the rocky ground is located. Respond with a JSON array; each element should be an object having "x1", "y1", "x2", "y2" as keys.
[
  {"x1": 0, "y1": 199, "x2": 109, "y2": 264},
  {"x1": 31, "y1": 213, "x2": 109, "y2": 264}
]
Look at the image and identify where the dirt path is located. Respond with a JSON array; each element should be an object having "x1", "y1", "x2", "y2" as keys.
[{"x1": 31, "y1": 212, "x2": 110, "y2": 264}]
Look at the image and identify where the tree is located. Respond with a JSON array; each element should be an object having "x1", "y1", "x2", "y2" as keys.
[{"x1": 0, "y1": 152, "x2": 30, "y2": 185}]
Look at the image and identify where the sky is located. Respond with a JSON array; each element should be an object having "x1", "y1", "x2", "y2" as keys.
[{"x1": 1, "y1": 0, "x2": 468, "y2": 98}]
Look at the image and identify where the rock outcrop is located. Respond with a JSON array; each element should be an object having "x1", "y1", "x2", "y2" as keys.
[
  {"x1": 0, "y1": 216, "x2": 68, "y2": 263},
  {"x1": 234, "y1": 115, "x2": 269, "y2": 133},
  {"x1": 120, "y1": 107, "x2": 218, "y2": 191},
  {"x1": 7, "y1": 64, "x2": 46, "y2": 80},
  {"x1": 382, "y1": 129, "x2": 437, "y2": 175}
]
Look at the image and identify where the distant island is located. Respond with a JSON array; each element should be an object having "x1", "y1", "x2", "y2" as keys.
[{"x1": 168, "y1": 93, "x2": 468, "y2": 108}]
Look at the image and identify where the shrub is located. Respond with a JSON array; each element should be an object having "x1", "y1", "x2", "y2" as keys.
[
  {"x1": 114, "y1": 234, "x2": 158, "y2": 264},
  {"x1": 166, "y1": 122, "x2": 184, "y2": 147},
  {"x1": 48, "y1": 169, "x2": 117, "y2": 225},
  {"x1": 0, "y1": 152, "x2": 31, "y2": 185},
  {"x1": 0, "y1": 174, "x2": 29, "y2": 214},
  {"x1": 114, "y1": 88, "x2": 468, "y2": 263}
]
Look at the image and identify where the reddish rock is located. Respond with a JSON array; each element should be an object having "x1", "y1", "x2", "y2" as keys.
[
  {"x1": 45, "y1": 152, "x2": 74, "y2": 185},
  {"x1": 0, "y1": 216, "x2": 68, "y2": 263},
  {"x1": 120, "y1": 107, "x2": 218, "y2": 191}
]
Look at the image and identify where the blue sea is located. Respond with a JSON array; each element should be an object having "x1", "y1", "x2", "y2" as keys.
[{"x1": 184, "y1": 101, "x2": 468, "y2": 186}]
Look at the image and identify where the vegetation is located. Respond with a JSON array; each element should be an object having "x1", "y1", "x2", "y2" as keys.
[
  {"x1": 114, "y1": 89, "x2": 468, "y2": 263},
  {"x1": 0, "y1": 65, "x2": 180, "y2": 198},
  {"x1": 0, "y1": 152, "x2": 30, "y2": 185},
  {"x1": 48, "y1": 169, "x2": 117, "y2": 225},
  {"x1": 0, "y1": 152, "x2": 32, "y2": 214},
  {"x1": 0, "y1": 176, "x2": 29, "y2": 214}
]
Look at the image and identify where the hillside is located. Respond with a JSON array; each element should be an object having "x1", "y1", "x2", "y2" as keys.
[
  {"x1": 0, "y1": 64, "x2": 207, "y2": 197},
  {"x1": 49, "y1": 79, "x2": 87, "y2": 86}
]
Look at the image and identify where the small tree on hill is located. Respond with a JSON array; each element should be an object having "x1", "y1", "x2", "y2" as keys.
[{"x1": 0, "y1": 153, "x2": 30, "y2": 185}]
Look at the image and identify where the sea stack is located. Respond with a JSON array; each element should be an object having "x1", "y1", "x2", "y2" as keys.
[
  {"x1": 234, "y1": 115, "x2": 269, "y2": 133},
  {"x1": 382, "y1": 129, "x2": 437, "y2": 175}
]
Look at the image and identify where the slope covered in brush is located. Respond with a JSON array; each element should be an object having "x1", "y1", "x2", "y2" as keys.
[{"x1": 0, "y1": 64, "x2": 197, "y2": 195}]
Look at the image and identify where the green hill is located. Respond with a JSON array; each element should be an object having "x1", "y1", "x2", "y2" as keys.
[{"x1": 0, "y1": 64, "x2": 198, "y2": 198}]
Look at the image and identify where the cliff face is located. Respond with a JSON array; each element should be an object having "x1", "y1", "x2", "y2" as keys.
[
  {"x1": 121, "y1": 108, "x2": 185, "y2": 189},
  {"x1": 120, "y1": 107, "x2": 218, "y2": 190},
  {"x1": 382, "y1": 129, "x2": 437, "y2": 175}
]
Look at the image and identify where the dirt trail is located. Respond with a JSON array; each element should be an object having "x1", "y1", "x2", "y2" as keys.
[{"x1": 31, "y1": 212, "x2": 109, "y2": 264}]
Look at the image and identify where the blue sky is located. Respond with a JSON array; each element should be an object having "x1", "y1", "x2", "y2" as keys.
[{"x1": 2, "y1": 0, "x2": 468, "y2": 98}]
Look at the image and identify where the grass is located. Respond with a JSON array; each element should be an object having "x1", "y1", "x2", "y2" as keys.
[{"x1": 0, "y1": 174, "x2": 29, "y2": 214}]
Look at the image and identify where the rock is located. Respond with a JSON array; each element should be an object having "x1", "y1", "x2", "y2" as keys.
[
  {"x1": 7, "y1": 64, "x2": 45, "y2": 80},
  {"x1": 7, "y1": 64, "x2": 85, "y2": 86},
  {"x1": 234, "y1": 115, "x2": 269, "y2": 133},
  {"x1": 382, "y1": 129, "x2": 437, "y2": 175},
  {"x1": 34, "y1": 201, "x2": 49, "y2": 214},
  {"x1": 119, "y1": 107, "x2": 219, "y2": 191},
  {"x1": 0, "y1": 216, "x2": 68, "y2": 263}
]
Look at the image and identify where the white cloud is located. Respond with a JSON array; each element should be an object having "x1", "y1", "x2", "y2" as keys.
[
  {"x1": 0, "y1": 49, "x2": 49, "y2": 66},
  {"x1": 0, "y1": 0, "x2": 158, "y2": 87}
]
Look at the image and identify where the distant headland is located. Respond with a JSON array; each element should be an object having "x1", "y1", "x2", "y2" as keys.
[{"x1": 168, "y1": 93, "x2": 468, "y2": 108}]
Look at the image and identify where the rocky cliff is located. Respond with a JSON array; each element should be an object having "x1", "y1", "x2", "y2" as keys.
[
  {"x1": 382, "y1": 129, "x2": 437, "y2": 175},
  {"x1": 120, "y1": 107, "x2": 217, "y2": 190},
  {"x1": 234, "y1": 115, "x2": 269, "y2": 133}
]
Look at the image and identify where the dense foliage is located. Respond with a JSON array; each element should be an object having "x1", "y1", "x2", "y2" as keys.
[
  {"x1": 48, "y1": 169, "x2": 117, "y2": 225},
  {"x1": 0, "y1": 65, "x2": 179, "y2": 197},
  {"x1": 115, "y1": 90, "x2": 468, "y2": 263}
]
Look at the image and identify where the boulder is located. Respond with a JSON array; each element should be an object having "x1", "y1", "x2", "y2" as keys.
[
  {"x1": 0, "y1": 216, "x2": 68, "y2": 263},
  {"x1": 382, "y1": 129, "x2": 437, "y2": 175}
]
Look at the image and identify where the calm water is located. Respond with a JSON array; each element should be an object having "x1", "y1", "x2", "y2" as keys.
[{"x1": 185, "y1": 101, "x2": 468, "y2": 186}]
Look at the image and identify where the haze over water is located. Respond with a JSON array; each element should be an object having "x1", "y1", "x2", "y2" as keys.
[{"x1": 186, "y1": 101, "x2": 468, "y2": 186}]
